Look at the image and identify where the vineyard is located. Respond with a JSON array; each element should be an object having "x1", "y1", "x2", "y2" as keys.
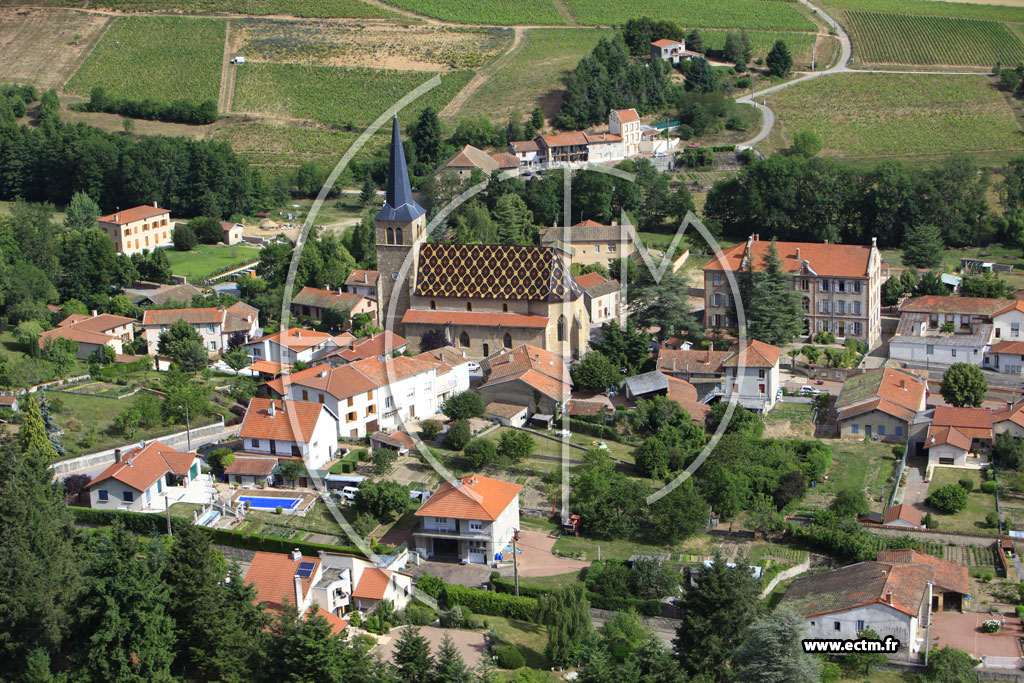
[
  {"x1": 65, "y1": 16, "x2": 224, "y2": 103},
  {"x1": 768, "y1": 73, "x2": 1022, "y2": 158},
  {"x1": 823, "y1": 0, "x2": 1024, "y2": 23},
  {"x1": 565, "y1": 0, "x2": 816, "y2": 31},
  {"x1": 458, "y1": 27, "x2": 610, "y2": 119},
  {"x1": 380, "y1": 0, "x2": 566, "y2": 25},
  {"x1": 232, "y1": 63, "x2": 472, "y2": 128},
  {"x1": 847, "y1": 11, "x2": 1024, "y2": 66},
  {"x1": 36, "y1": 0, "x2": 395, "y2": 18},
  {"x1": 211, "y1": 122, "x2": 384, "y2": 178}
]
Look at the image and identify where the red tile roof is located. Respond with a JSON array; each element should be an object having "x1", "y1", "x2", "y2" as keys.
[
  {"x1": 567, "y1": 400, "x2": 605, "y2": 416},
  {"x1": 98, "y1": 205, "x2": 168, "y2": 224},
  {"x1": 345, "y1": 269, "x2": 378, "y2": 287},
  {"x1": 267, "y1": 364, "x2": 378, "y2": 400},
  {"x1": 584, "y1": 132, "x2": 622, "y2": 144},
  {"x1": 415, "y1": 474, "x2": 521, "y2": 521},
  {"x1": 539, "y1": 131, "x2": 589, "y2": 147},
  {"x1": 613, "y1": 108, "x2": 640, "y2": 123},
  {"x1": 349, "y1": 355, "x2": 438, "y2": 386},
  {"x1": 245, "y1": 551, "x2": 319, "y2": 608},
  {"x1": 656, "y1": 348, "x2": 730, "y2": 374},
  {"x1": 574, "y1": 272, "x2": 608, "y2": 290},
  {"x1": 223, "y1": 456, "x2": 277, "y2": 476},
  {"x1": 509, "y1": 140, "x2": 539, "y2": 153},
  {"x1": 666, "y1": 376, "x2": 711, "y2": 422},
  {"x1": 330, "y1": 331, "x2": 407, "y2": 362},
  {"x1": 899, "y1": 295, "x2": 1008, "y2": 316},
  {"x1": 932, "y1": 406, "x2": 993, "y2": 439},
  {"x1": 239, "y1": 398, "x2": 333, "y2": 443},
  {"x1": 89, "y1": 441, "x2": 196, "y2": 492},
  {"x1": 402, "y1": 309, "x2": 549, "y2": 329},
  {"x1": 371, "y1": 430, "x2": 416, "y2": 451},
  {"x1": 38, "y1": 326, "x2": 116, "y2": 347},
  {"x1": 994, "y1": 398, "x2": 1024, "y2": 428},
  {"x1": 882, "y1": 504, "x2": 922, "y2": 527},
  {"x1": 142, "y1": 307, "x2": 225, "y2": 326},
  {"x1": 352, "y1": 567, "x2": 393, "y2": 600},
  {"x1": 57, "y1": 313, "x2": 134, "y2": 333},
  {"x1": 652, "y1": 39, "x2": 682, "y2": 47},
  {"x1": 479, "y1": 344, "x2": 571, "y2": 402},
  {"x1": 444, "y1": 144, "x2": 499, "y2": 173},
  {"x1": 291, "y1": 286, "x2": 368, "y2": 312},
  {"x1": 314, "y1": 607, "x2": 348, "y2": 635},
  {"x1": 875, "y1": 549, "x2": 970, "y2": 595},
  {"x1": 780, "y1": 561, "x2": 932, "y2": 619},
  {"x1": 925, "y1": 425, "x2": 973, "y2": 451},
  {"x1": 252, "y1": 327, "x2": 332, "y2": 351},
  {"x1": 491, "y1": 152, "x2": 521, "y2": 169},
  {"x1": 990, "y1": 341, "x2": 1024, "y2": 354},
  {"x1": 836, "y1": 368, "x2": 927, "y2": 423},
  {"x1": 703, "y1": 238, "x2": 873, "y2": 278},
  {"x1": 722, "y1": 339, "x2": 782, "y2": 368},
  {"x1": 250, "y1": 360, "x2": 291, "y2": 375}
]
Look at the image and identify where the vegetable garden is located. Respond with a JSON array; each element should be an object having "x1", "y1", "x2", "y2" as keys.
[
  {"x1": 847, "y1": 11, "x2": 1024, "y2": 66},
  {"x1": 65, "y1": 16, "x2": 225, "y2": 103}
]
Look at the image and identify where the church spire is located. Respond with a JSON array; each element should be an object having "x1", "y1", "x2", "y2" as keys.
[{"x1": 375, "y1": 116, "x2": 425, "y2": 222}]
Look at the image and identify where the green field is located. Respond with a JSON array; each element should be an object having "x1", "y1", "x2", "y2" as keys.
[
  {"x1": 847, "y1": 11, "x2": 1024, "y2": 66},
  {"x1": 768, "y1": 73, "x2": 1023, "y2": 158},
  {"x1": 802, "y1": 439, "x2": 899, "y2": 512},
  {"x1": 65, "y1": 16, "x2": 225, "y2": 103},
  {"x1": 458, "y1": 27, "x2": 610, "y2": 119},
  {"x1": 565, "y1": 0, "x2": 816, "y2": 31},
  {"x1": 702, "y1": 29, "x2": 819, "y2": 65},
  {"x1": 824, "y1": 0, "x2": 1024, "y2": 23},
  {"x1": 232, "y1": 63, "x2": 473, "y2": 127},
  {"x1": 926, "y1": 467, "x2": 998, "y2": 534},
  {"x1": 70, "y1": 0, "x2": 395, "y2": 16},
  {"x1": 166, "y1": 243, "x2": 261, "y2": 282},
  {"x1": 381, "y1": 0, "x2": 565, "y2": 24},
  {"x1": 484, "y1": 616, "x2": 552, "y2": 670}
]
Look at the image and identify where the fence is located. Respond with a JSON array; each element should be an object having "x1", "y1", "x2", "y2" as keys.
[
  {"x1": 760, "y1": 557, "x2": 810, "y2": 597},
  {"x1": 50, "y1": 419, "x2": 232, "y2": 478},
  {"x1": 886, "y1": 439, "x2": 911, "y2": 510}
]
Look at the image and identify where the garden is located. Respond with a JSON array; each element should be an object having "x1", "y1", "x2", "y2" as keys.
[
  {"x1": 800, "y1": 439, "x2": 900, "y2": 513},
  {"x1": 166, "y1": 243, "x2": 261, "y2": 283},
  {"x1": 377, "y1": 0, "x2": 567, "y2": 25},
  {"x1": 925, "y1": 467, "x2": 1000, "y2": 534}
]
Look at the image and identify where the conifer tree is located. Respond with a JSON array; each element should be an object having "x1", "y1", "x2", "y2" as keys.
[
  {"x1": 393, "y1": 625, "x2": 434, "y2": 683},
  {"x1": 18, "y1": 394, "x2": 56, "y2": 460},
  {"x1": 36, "y1": 392, "x2": 65, "y2": 457},
  {"x1": 733, "y1": 608, "x2": 821, "y2": 682},
  {"x1": 434, "y1": 633, "x2": 472, "y2": 683},
  {"x1": 741, "y1": 239, "x2": 804, "y2": 345},
  {"x1": 536, "y1": 583, "x2": 595, "y2": 666}
]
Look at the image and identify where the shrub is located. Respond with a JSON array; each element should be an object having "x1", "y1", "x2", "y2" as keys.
[
  {"x1": 446, "y1": 419, "x2": 471, "y2": 451},
  {"x1": 958, "y1": 478, "x2": 974, "y2": 492},
  {"x1": 464, "y1": 437, "x2": 497, "y2": 470},
  {"x1": 442, "y1": 584, "x2": 537, "y2": 621},
  {"x1": 987, "y1": 512, "x2": 1000, "y2": 528},
  {"x1": 923, "y1": 512, "x2": 937, "y2": 529},
  {"x1": 725, "y1": 115, "x2": 748, "y2": 131},
  {"x1": 981, "y1": 481, "x2": 997, "y2": 494},
  {"x1": 439, "y1": 605, "x2": 474, "y2": 629},
  {"x1": 928, "y1": 484, "x2": 968, "y2": 513},
  {"x1": 1016, "y1": 605, "x2": 1024, "y2": 620},
  {"x1": 812, "y1": 331, "x2": 835, "y2": 344},
  {"x1": 494, "y1": 645, "x2": 525, "y2": 669},
  {"x1": 982, "y1": 619, "x2": 1001, "y2": 633},
  {"x1": 348, "y1": 610, "x2": 362, "y2": 627},
  {"x1": 417, "y1": 574, "x2": 445, "y2": 599},
  {"x1": 420, "y1": 419, "x2": 442, "y2": 441},
  {"x1": 402, "y1": 605, "x2": 435, "y2": 626},
  {"x1": 275, "y1": 506, "x2": 283, "y2": 514}
]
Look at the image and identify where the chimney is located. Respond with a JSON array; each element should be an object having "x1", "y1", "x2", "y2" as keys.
[
  {"x1": 824, "y1": 239, "x2": 829, "y2": 245},
  {"x1": 795, "y1": 247, "x2": 801, "y2": 261},
  {"x1": 153, "y1": 201, "x2": 158, "y2": 208},
  {"x1": 885, "y1": 591, "x2": 893, "y2": 605},
  {"x1": 291, "y1": 548, "x2": 302, "y2": 561},
  {"x1": 114, "y1": 214, "x2": 119, "y2": 222},
  {"x1": 280, "y1": 401, "x2": 286, "y2": 414},
  {"x1": 611, "y1": 220, "x2": 617, "y2": 227},
  {"x1": 296, "y1": 330, "x2": 301, "y2": 338},
  {"x1": 247, "y1": 314, "x2": 252, "y2": 324},
  {"x1": 114, "y1": 448, "x2": 122, "y2": 463},
  {"x1": 320, "y1": 369, "x2": 328, "y2": 378},
  {"x1": 294, "y1": 573, "x2": 304, "y2": 607},
  {"x1": 269, "y1": 401, "x2": 276, "y2": 418},
  {"x1": 872, "y1": 236, "x2": 878, "y2": 248}
]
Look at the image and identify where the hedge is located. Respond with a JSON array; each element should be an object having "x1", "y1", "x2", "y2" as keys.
[
  {"x1": 69, "y1": 507, "x2": 366, "y2": 558},
  {"x1": 92, "y1": 356, "x2": 153, "y2": 380},
  {"x1": 585, "y1": 591, "x2": 661, "y2": 616},
  {"x1": 441, "y1": 583, "x2": 537, "y2": 621},
  {"x1": 490, "y1": 574, "x2": 555, "y2": 600}
]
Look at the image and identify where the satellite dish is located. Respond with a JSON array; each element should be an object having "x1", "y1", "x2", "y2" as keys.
[{"x1": 391, "y1": 271, "x2": 399, "y2": 280}]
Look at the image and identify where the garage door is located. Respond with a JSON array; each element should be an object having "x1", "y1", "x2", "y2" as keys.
[
  {"x1": 939, "y1": 457, "x2": 954, "y2": 465},
  {"x1": 468, "y1": 541, "x2": 487, "y2": 564}
]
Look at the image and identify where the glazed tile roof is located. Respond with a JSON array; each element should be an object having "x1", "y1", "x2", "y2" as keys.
[
  {"x1": 415, "y1": 474, "x2": 522, "y2": 521},
  {"x1": 245, "y1": 551, "x2": 319, "y2": 608},
  {"x1": 780, "y1": 561, "x2": 931, "y2": 619},
  {"x1": 899, "y1": 295, "x2": 1009, "y2": 317},
  {"x1": 415, "y1": 243, "x2": 582, "y2": 302},
  {"x1": 882, "y1": 504, "x2": 922, "y2": 527},
  {"x1": 98, "y1": 205, "x2": 168, "y2": 224},
  {"x1": 402, "y1": 309, "x2": 550, "y2": 329},
  {"x1": 352, "y1": 567, "x2": 393, "y2": 600},
  {"x1": 239, "y1": 398, "x2": 334, "y2": 443},
  {"x1": 875, "y1": 549, "x2": 969, "y2": 595},
  {"x1": 835, "y1": 368, "x2": 926, "y2": 422},
  {"x1": 223, "y1": 456, "x2": 277, "y2": 476},
  {"x1": 89, "y1": 441, "x2": 196, "y2": 492},
  {"x1": 703, "y1": 238, "x2": 873, "y2": 278}
]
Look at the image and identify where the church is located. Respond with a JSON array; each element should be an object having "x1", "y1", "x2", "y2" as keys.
[{"x1": 374, "y1": 117, "x2": 589, "y2": 360}]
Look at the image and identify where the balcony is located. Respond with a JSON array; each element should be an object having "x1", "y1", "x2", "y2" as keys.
[{"x1": 416, "y1": 525, "x2": 489, "y2": 539}]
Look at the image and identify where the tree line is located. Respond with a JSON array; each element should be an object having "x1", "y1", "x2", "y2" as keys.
[{"x1": 76, "y1": 86, "x2": 219, "y2": 125}]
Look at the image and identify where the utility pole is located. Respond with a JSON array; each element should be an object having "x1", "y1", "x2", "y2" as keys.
[
  {"x1": 923, "y1": 581, "x2": 933, "y2": 667},
  {"x1": 165, "y1": 494, "x2": 173, "y2": 536},
  {"x1": 184, "y1": 402, "x2": 191, "y2": 451},
  {"x1": 512, "y1": 528, "x2": 521, "y2": 597}
]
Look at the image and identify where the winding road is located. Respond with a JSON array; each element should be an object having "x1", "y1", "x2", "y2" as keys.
[{"x1": 736, "y1": 0, "x2": 993, "y2": 149}]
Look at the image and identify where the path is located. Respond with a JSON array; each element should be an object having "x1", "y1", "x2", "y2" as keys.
[
  {"x1": 551, "y1": 0, "x2": 578, "y2": 26},
  {"x1": 736, "y1": 0, "x2": 993, "y2": 148},
  {"x1": 440, "y1": 27, "x2": 526, "y2": 119},
  {"x1": 217, "y1": 20, "x2": 236, "y2": 114}
]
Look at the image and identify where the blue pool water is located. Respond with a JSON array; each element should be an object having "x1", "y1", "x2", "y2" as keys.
[{"x1": 239, "y1": 496, "x2": 301, "y2": 510}]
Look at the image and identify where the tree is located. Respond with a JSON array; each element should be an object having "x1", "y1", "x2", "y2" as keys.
[
  {"x1": 531, "y1": 105, "x2": 545, "y2": 131},
  {"x1": 940, "y1": 362, "x2": 987, "y2": 407},
  {"x1": 741, "y1": 238, "x2": 803, "y2": 345},
  {"x1": 493, "y1": 193, "x2": 535, "y2": 245},
  {"x1": 463, "y1": 437, "x2": 497, "y2": 470},
  {"x1": 673, "y1": 553, "x2": 762, "y2": 681},
  {"x1": 445, "y1": 419, "x2": 471, "y2": 451},
  {"x1": 222, "y1": 345, "x2": 250, "y2": 372},
  {"x1": 434, "y1": 633, "x2": 472, "y2": 683},
  {"x1": 994, "y1": 431, "x2": 1024, "y2": 470},
  {"x1": 536, "y1": 583, "x2": 594, "y2": 667},
  {"x1": 774, "y1": 470, "x2": 807, "y2": 509},
  {"x1": 41, "y1": 338, "x2": 76, "y2": 380},
  {"x1": 913, "y1": 270, "x2": 948, "y2": 296},
  {"x1": 411, "y1": 106, "x2": 443, "y2": 167},
  {"x1": 789, "y1": 130, "x2": 822, "y2": 158},
  {"x1": 881, "y1": 276, "x2": 903, "y2": 306},
  {"x1": 902, "y1": 223, "x2": 943, "y2": 269},
  {"x1": 686, "y1": 28, "x2": 704, "y2": 53},
  {"x1": 18, "y1": 394, "x2": 57, "y2": 461},
  {"x1": 158, "y1": 319, "x2": 208, "y2": 373},
  {"x1": 686, "y1": 56, "x2": 718, "y2": 94},
  {"x1": 961, "y1": 272, "x2": 1014, "y2": 299},
  {"x1": 747, "y1": 492, "x2": 783, "y2": 538},
  {"x1": 359, "y1": 178, "x2": 376, "y2": 208},
  {"x1": 370, "y1": 447, "x2": 399, "y2": 476},
  {"x1": 497, "y1": 429, "x2": 534, "y2": 462},
  {"x1": 722, "y1": 31, "x2": 746, "y2": 66},
  {"x1": 733, "y1": 608, "x2": 820, "y2": 683},
  {"x1": 649, "y1": 478, "x2": 707, "y2": 543},
  {"x1": 419, "y1": 329, "x2": 449, "y2": 352},
  {"x1": 64, "y1": 191, "x2": 100, "y2": 230},
  {"x1": 393, "y1": 626, "x2": 434, "y2": 683},
  {"x1": 829, "y1": 487, "x2": 869, "y2": 519},
  {"x1": 847, "y1": 628, "x2": 888, "y2": 675},
  {"x1": 172, "y1": 223, "x2": 198, "y2": 251},
  {"x1": 928, "y1": 483, "x2": 968, "y2": 513},
  {"x1": 801, "y1": 345, "x2": 820, "y2": 366},
  {"x1": 766, "y1": 40, "x2": 793, "y2": 77},
  {"x1": 629, "y1": 270, "x2": 700, "y2": 341},
  {"x1": 441, "y1": 390, "x2": 485, "y2": 420},
  {"x1": 591, "y1": 321, "x2": 650, "y2": 374},
  {"x1": 69, "y1": 523, "x2": 175, "y2": 682},
  {"x1": 420, "y1": 419, "x2": 442, "y2": 442},
  {"x1": 634, "y1": 437, "x2": 671, "y2": 480},
  {"x1": 354, "y1": 478, "x2": 408, "y2": 522},
  {"x1": 570, "y1": 351, "x2": 620, "y2": 391},
  {"x1": 922, "y1": 647, "x2": 975, "y2": 682}
]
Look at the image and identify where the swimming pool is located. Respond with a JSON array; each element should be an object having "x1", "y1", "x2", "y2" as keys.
[{"x1": 239, "y1": 495, "x2": 301, "y2": 510}]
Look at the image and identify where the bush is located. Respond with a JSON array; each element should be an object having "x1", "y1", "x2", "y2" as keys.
[
  {"x1": 172, "y1": 224, "x2": 198, "y2": 251},
  {"x1": 812, "y1": 331, "x2": 835, "y2": 344},
  {"x1": 923, "y1": 512, "x2": 937, "y2": 529},
  {"x1": 958, "y1": 478, "x2": 974, "y2": 492},
  {"x1": 987, "y1": 512, "x2": 1000, "y2": 528},
  {"x1": 442, "y1": 584, "x2": 537, "y2": 621},
  {"x1": 464, "y1": 437, "x2": 497, "y2": 470},
  {"x1": 275, "y1": 506, "x2": 283, "y2": 514},
  {"x1": 348, "y1": 610, "x2": 362, "y2": 627},
  {"x1": 420, "y1": 419, "x2": 442, "y2": 441},
  {"x1": 439, "y1": 605, "x2": 474, "y2": 629},
  {"x1": 928, "y1": 484, "x2": 969, "y2": 514},
  {"x1": 417, "y1": 574, "x2": 445, "y2": 599},
  {"x1": 725, "y1": 115, "x2": 748, "y2": 131},
  {"x1": 494, "y1": 645, "x2": 525, "y2": 669},
  {"x1": 981, "y1": 481, "x2": 997, "y2": 494},
  {"x1": 446, "y1": 419, "x2": 471, "y2": 451},
  {"x1": 982, "y1": 619, "x2": 1001, "y2": 633},
  {"x1": 676, "y1": 124, "x2": 694, "y2": 140},
  {"x1": 401, "y1": 604, "x2": 436, "y2": 626}
]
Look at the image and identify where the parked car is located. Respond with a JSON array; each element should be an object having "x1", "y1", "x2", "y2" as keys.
[
  {"x1": 341, "y1": 486, "x2": 359, "y2": 502},
  {"x1": 799, "y1": 386, "x2": 821, "y2": 396},
  {"x1": 466, "y1": 361, "x2": 481, "y2": 372},
  {"x1": 229, "y1": 56, "x2": 246, "y2": 64},
  {"x1": 653, "y1": 151, "x2": 667, "y2": 158},
  {"x1": 555, "y1": 429, "x2": 572, "y2": 438}
]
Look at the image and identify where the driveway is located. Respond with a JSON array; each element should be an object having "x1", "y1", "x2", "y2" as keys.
[
  {"x1": 930, "y1": 610, "x2": 1023, "y2": 660},
  {"x1": 404, "y1": 560, "x2": 493, "y2": 588},
  {"x1": 498, "y1": 530, "x2": 589, "y2": 578},
  {"x1": 376, "y1": 625, "x2": 486, "y2": 667},
  {"x1": 901, "y1": 456, "x2": 930, "y2": 514}
]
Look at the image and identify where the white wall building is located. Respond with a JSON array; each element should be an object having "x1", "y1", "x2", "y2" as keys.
[
  {"x1": 141, "y1": 302, "x2": 259, "y2": 355},
  {"x1": 238, "y1": 398, "x2": 340, "y2": 473},
  {"x1": 87, "y1": 441, "x2": 200, "y2": 511},
  {"x1": 244, "y1": 328, "x2": 340, "y2": 365}
]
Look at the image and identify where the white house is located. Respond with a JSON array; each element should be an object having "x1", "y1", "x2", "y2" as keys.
[
  {"x1": 219, "y1": 221, "x2": 245, "y2": 245},
  {"x1": 39, "y1": 312, "x2": 136, "y2": 360},
  {"x1": 244, "y1": 327, "x2": 339, "y2": 365},
  {"x1": 508, "y1": 140, "x2": 541, "y2": 170},
  {"x1": 344, "y1": 269, "x2": 379, "y2": 300},
  {"x1": 991, "y1": 299, "x2": 1024, "y2": 341},
  {"x1": 984, "y1": 341, "x2": 1024, "y2": 375},
  {"x1": 995, "y1": 399, "x2": 1024, "y2": 438},
  {"x1": 141, "y1": 302, "x2": 259, "y2": 355},
  {"x1": 609, "y1": 108, "x2": 642, "y2": 157},
  {"x1": 87, "y1": 441, "x2": 201, "y2": 511},
  {"x1": 574, "y1": 272, "x2": 622, "y2": 324},
  {"x1": 924, "y1": 406, "x2": 993, "y2": 467},
  {"x1": 721, "y1": 339, "x2": 782, "y2": 413},
  {"x1": 221, "y1": 456, "x2": 277, "y2": 486},
  {"x1": 414, "y1": 345, "x2": 472, "y2": 403},
  {"x1": 413, "y1": 474, "x2": 521, "y2": 564},
  {"x1": 650, "y1": 38, "x2": 686, "y2": 64},
  {"x1": 890, "y1": 295, "x2": 1008, "y2": 368},
  {"x1": 238, "y1": 398, "x2": 340, "y2": 474}
]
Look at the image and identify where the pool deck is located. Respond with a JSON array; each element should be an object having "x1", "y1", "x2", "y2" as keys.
[{"x1": 231, "y1": 489, "x2": 317, "y2": 516}]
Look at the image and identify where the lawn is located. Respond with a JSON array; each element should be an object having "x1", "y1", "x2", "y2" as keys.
[
  {"x1": 553, "y1": 528, "x2": 716, "y2": 561},
  {"x1": 881, "y1": 243, "x2": 1024, "y2": 273},
  {"x1": 490, "y1": 426, "x2": 636, "y2": 464},
  {"x1": 379, "y1": 0, "x2": 566, "y2": 25},
  {"x1": 802, "y1": 439, "x2": 900, "y2": 512},
  {"x1": 232, "y1": 62, "x2": 473, "y2": 128},
  {"x1": 565, "y1": 0, "x2": 816, "y2": 30},
  {"x1": 65, "y1": 16, "x2": 225, "y2": 103},
  {"x1": 767, "y1": 73, "x2": 1023, "y2": 158},
  {"x1": 846, "y1": 12, "x2": 1024, "y2": 66},
  {"x1": 458, "y1": 28, "x2": 611, "y2": 120},
  {"x1": 482, "y1": 616, "x2": 551, "y2": 669},
  {"x1": 165, "y1": 243, "x2": 261, "y2": 283},
  {"x1": 926, "y1": 467, "x2": 998, "y2": 534},
  {"x1": 77, "y1": 0, "x2": 395, "y2": 17},
  {"x1": 515, "y1": 570, "x2": 585, "y2": 590}
]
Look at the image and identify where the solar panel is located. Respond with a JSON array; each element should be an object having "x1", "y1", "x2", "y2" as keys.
[{"x1": 295, "y1": 561, "x2": 315, "y2": 579}]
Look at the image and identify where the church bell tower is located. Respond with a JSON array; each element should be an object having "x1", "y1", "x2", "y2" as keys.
[{"x1": 375, "y1": 116, "x2": 426, "y2": 336}]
